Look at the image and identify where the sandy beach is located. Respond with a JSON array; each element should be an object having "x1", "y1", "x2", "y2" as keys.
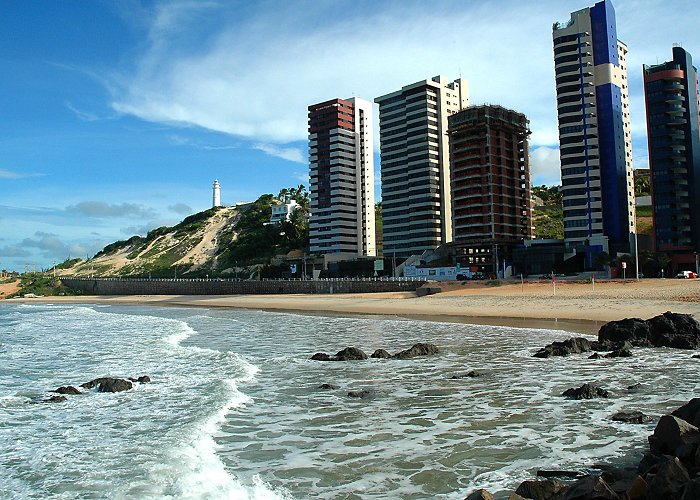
[{"x1": 10, "y1": 278, "x2": 700, "y2": 335}]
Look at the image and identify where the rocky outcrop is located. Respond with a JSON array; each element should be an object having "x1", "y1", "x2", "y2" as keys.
[
  {"x1": 311, "y1": 343, "x2": 438, "y2": 361},
  {"x1": 514, "y1": 479, "x2": 567, "y2": 499},
  {"x1": 370, "y1": 349, "x2": 391, "y2": 359},
  {"x1": 534, "y1": 337, "x2": 592, "y2": 358},
  {"x1": 671, "y1": 398, "x2": 700, "y2": 428},
  {"x1": 334, "y1": 347, "x2": 368, "y2": 361},
  {"x1": 611, "y1": 411, "x2": 651, "y2": 424},
  {"x1": 310, "y1": 347, "x2": 367, "y2": 361},
  {"x1": 562, "y1": 383, "x2": 610, "y2": 399},
  {"x1": 45, "y1": 395, "x2": 67, "y2": 403},
  {"x1": 534, "y1": 312, "x2": 700, "y2": 359},
  {"x1": 449, "y1": 370, "x2": 483, "y2": 379},
  {"x1": 604, "y1": 347, "x2": 632, "y2": 358},
  {"x1": 81, "y1": 377, "x2": 133, "y2": 393},
  {"x1": 317, "y1": 383, "x2": 338, "y2": 390},
  {"x1": 471, "y1": 397, "x2": 700, "y2": 499},
  {"x1": 80, "y1": 375, "x2": 151, "y2": 393},
  {"x1": 648, "y1": 415, "x2": 700, "y2": 456},
  {"x1": 392, "y1": 343, "x2": 439, "y2": 359},
  {"x1": 464, "y1": 489, "x2": 494, "y2": 500},
  {"x1": 347, "y1": 389, "x2": 374, "y2": 399},
  {"x1": 599, "y1": 312, "x2": 700, "y2": 349},
  {"x1": 54, "y1": 386, "x2": 81, "y2": 395},
  {"x1": 311, "y1": 352, "x2": 331, "y2": 361}
]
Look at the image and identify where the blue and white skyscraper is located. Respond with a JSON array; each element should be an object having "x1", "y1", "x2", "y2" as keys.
[{"x1": 553, "y1": 0, "x2": 636, "y2": 260}]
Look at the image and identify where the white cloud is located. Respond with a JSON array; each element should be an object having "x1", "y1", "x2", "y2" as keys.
[
  {"x1": 110, "y1": 1, "x2": 564, "y2": 146},
  {"x1": 65, "y1": 101, "x2": 101, "y2": 122},
  {"x1": 530, "y1": 147, "x2": 561, "y2": 186},
  {"x1": 108, "y1": 0, "x2": 700, "y2": 172},
  {"x1": 168, "y1": 202, "x2": 193, "y2": 214},
  {"x1": 65, "y1": 201, "x2": 157, "y2": 218},
  {"x1": 253, "y1": 143, "x2": 305, "y2": 164},
  {"x1": 0, "y1": 169, "x2": 44, "y2": 179}
]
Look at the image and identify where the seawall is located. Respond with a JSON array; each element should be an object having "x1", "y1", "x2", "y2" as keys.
[{"x1": 60, "y1": 278, "x2": 427, "y2": 295}]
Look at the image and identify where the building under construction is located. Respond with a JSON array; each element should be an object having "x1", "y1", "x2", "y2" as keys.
[{"x1": 448, "y1": 105, "x2": 533, "y2": 275}]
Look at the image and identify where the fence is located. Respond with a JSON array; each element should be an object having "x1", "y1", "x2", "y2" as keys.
[{"x1": 60, "y1": 277, "x2": 427, "y2": 295}]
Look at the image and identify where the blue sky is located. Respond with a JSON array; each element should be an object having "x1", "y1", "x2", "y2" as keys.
[{"x1": 1, "y1": 0, "x2": 698, "y2": 272}]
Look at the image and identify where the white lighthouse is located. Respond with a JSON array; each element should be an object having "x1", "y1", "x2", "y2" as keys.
[{"x1": 212, "y1": 179, "x2": 221, "y2": 208}]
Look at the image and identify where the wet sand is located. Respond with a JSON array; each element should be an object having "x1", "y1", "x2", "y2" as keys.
[{"x1": 10, "y1": 279, "x2": 700, "y2": 335}]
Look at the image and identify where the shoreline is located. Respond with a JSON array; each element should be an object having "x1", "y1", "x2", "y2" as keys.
[{"x1": 8, "y1": 279, "x2": 700, "y2": 335}]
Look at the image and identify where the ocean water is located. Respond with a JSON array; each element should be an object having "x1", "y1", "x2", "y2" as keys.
[{"x1": 1, "y1": 303, "x2": 698, "y2": 499}]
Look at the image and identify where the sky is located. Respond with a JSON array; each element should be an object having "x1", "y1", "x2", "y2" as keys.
[{"x1": 1, "y1": 0, "x2": 699, "y2": 272}]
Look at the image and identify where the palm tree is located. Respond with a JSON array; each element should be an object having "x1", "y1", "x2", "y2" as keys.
[
  {"x1": 656, "y1": 253, "x2": 672, "y2": 278},
  {"x1": 277, "y1": 188, "x2": 290, "y2": 203}
]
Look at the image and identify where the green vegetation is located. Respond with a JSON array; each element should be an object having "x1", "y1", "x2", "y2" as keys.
[
  {"x1": 8, "y1": 274, "x2": 80, "y2": 298},
  {"x1": 531, "y1": 184, "x2": 564, "y2": 240},
  {"x1": 635, "y1": 173, "x2": 651, "y2": 197},
  {"x1": 55, "y1": 258, "x2": 82, "y2": 270},
  {"x1": 219, "y1": 188, "x2": 310, "y2": 267}
]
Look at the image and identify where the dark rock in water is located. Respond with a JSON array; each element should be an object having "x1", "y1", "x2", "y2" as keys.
[
  {"x1": 128, "y1": 376, "x2": 152, "y2": 384},
  {"x1": 598, "y1": 317, "x2": 651, "y2": 346},
  {"x1": 317, "y1": 383, "x2": 338, "y2": 390},
  {"x1": 605, "y1": 348, "x2": 633, "y2": 358},
  {"x1": 590, "y1": 339, "x2": 630, "y2": 352},
  {"x1": 682, "y1": 477, "x2": 700, "y2": 500},
  {"x1": 562, "y1": 383, "x2": 610, "y2": 399},
  {"x1": 464, "y1": 489, "x2": 494, "y2": 500},
  {"x1": 533, "y1": 337, "x2": 591, "y2": 358},
  {"x1": 46, "y1": 395, "x2": 67, "y2": 403},
  {"x1": 80, "y1": 377, "x2": 133, "y2": 393},
  {"x1": 648, "y1": 415, "x2": 700, "y2": 456},
  {"x1": 451, "y1": 370, "x2": 484, "y2": 379},
  {"x1": 598, "y1": 312, "x2": 700, "y2": 349},
  {"x1": 646, "y1": 456, "x2": 690, "y2": 500},
  {"x1": 515, "y1": 479, "x2": 567, "y2": 499},
  {"x1": 311, "y1": 352, "x2": 331, "y2": 361},
  {"x1": 692, "y1": 354, "x2": 700, "y2": 359},
  {"x1": 638, "y1": 452, "x2": 662, "y2": 476},
  {"x1": 334, "y1": 347, "x2": 368, "y2": 361},
  {"x1": 563, "y1": 475, "x2": 618, "y2": 499},
  {"x1": 392, "y1": 343, "x2": 439, "y2": 359},
  {"x1": 536, "y1": 469, "x2": 586, "y2": 479},
  {"x1": 623, "y1": 475, "x2": 648, "y2": 500},
  {"x1": 54, "y1": 386, "x2": 81, "y2": 395},
  {"x1": 347, "y1": 389, "x2": 374, "y2": 399},
  {"x1": 671, "y1": 398, "x2": 700, "y2": 427},
  {"x1": 370, "y1": 349, "x2": 391, "y2": 359},
  {"x1": 611, "y1": 411, "x2": 651, "y2": 424},
  {"x1": 627, "y1": 383, "x2": 642, "y2": 391},
  {"x1": 648, "y1": 312, "x2": 700, "y2": 349},
  {"x1": 588, "y1": 352, "x2": 603, "y2": 359}
]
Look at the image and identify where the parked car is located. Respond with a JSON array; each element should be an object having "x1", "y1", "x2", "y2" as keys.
[{"x1": 676, "y1": 271, "x2": 698, "y2": 279}]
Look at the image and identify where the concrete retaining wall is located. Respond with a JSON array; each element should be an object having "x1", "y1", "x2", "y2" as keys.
[{"x1": 60, "y1": 278, "x2": 426, "y2": 296}]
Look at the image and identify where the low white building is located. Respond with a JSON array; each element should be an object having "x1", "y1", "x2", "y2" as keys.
[{"x1": 270, "y1": 199, "x2": 300, "y2": 224}]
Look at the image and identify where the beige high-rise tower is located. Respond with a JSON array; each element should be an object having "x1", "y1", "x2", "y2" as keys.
[{"x1": 375, "y1": 76, "x2": 468, "y2": 257}]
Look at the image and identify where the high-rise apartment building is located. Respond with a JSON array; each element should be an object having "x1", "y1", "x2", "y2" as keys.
[
  {"x1": 308, "y1": 97, "x2": 376, "y2": 256},
  {"x1": 448, "y1": 105, "x2": 532, "y2": 274},
  {"x1": 553, "y1": 0, "x2": 636, "y2": 260},
  {"x1": 643, "y1": 46, "x2": 700, "y2": 269},
  {"x1": 375, "y1": 76, "x2": 468, "y2": 257}
]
